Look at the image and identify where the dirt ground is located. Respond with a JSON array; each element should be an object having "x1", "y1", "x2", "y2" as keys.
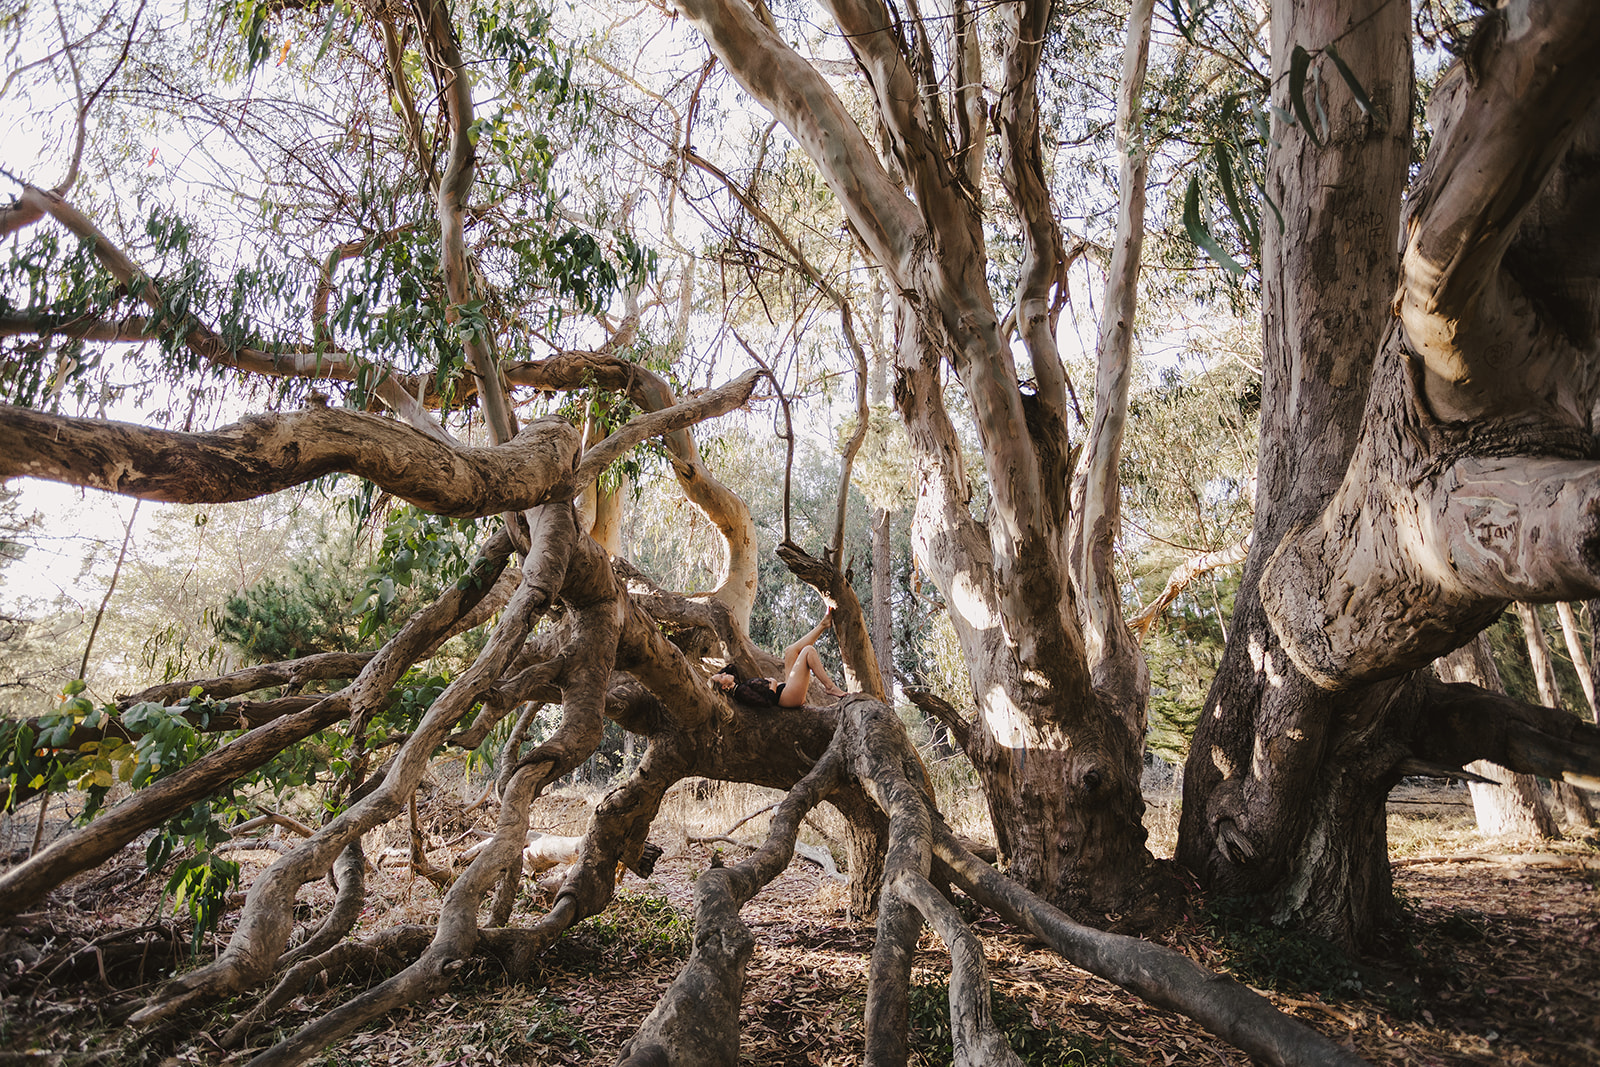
[{"x1": 0, "y1": 777, "x2": 1595, "y2": 1066}]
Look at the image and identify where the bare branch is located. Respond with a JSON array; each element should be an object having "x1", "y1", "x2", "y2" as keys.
[
  {"x1": 1070, "y1": 0, "x2": 1155, "y2": 711},
  {"x1": 672, "y1": 0, "x2": 918, "y2": 271},
  {"x1": 414, "y1": 0, "x2": 516, "y2": 446},
  {"x1": 1129, "y1": 535, "x2": 1252, "y2": 640},
  {"x1": 0, "y1": 527, "x2": 517, "y2": 919},
  {"x1": 0, "y1": 402, "x2": 580, "y2": 517}
]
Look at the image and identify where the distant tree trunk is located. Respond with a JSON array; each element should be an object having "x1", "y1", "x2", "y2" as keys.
[
  {"x1": 867, "y1": 277, "x2": 894, "y2": 700},
  {"x1": 1516, "y1": 603, "x2": 1596, "y2": 828},
  {"x1": 1554, "y1": 602, "x2": 1596, "y2": 715},
  {"x1": 1435, "y1": 634, "x2": 1558, "y2": 839},
  {"x1": 1589, "y1": 601, "x2": 1600, "y2": 722}
]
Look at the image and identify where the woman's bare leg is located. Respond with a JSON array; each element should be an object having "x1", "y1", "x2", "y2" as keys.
[
  {"x1": 782, "y1": 610, "x2": 833, "y2": 674},
  {"x1": 779, "y1": 644, "x2": 844, "y2": 707}
]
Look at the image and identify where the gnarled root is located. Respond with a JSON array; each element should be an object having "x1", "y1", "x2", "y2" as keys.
[
  {"x1": 241, "y1": 758, "x2": 555, "y2": 1067},
  {"x1": 620, "y1": 695, "x2": 1369, "y2": 1067},
  {"x1": 130, "y1": 549, "x2": 551, "y2": 1025},
  {"x1": 617, "y1": 737, "x2": 844, "y2": 1066}
]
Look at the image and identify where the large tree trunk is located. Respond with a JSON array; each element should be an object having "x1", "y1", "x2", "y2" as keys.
[
  {"x1": 1177, "y1": 0, "x2": 1413, "y2": 945},
  {"x1": 1182, "y1": 1, "x2": 1600, "y2": 947},
  {"x1": 669, "y1": 0, "x2": 1160, "y2": 912}
]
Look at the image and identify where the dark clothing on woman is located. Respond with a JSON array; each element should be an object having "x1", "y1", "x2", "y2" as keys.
[{"x1": 716, "y1": 663, "x2": 782, "y2": 707}]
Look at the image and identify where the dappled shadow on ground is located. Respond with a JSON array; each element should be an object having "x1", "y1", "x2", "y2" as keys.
[{"x1": 0, "y1": 785, "x2": 1594, "y2": 1066}]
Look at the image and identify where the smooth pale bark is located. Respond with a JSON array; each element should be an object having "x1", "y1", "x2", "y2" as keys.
[
  {"x1": 417, "y1": 0, "x2": 514, "y2": 447},
  {"x1": 1554, "y1": 602, "x2": 1597, "y2": 715},
  {"x1": 1434, "y1": 634, "x2": 1558, "y2": 840},
  {"x1": 669, "y1": 0, "x2": 1157, "y2": 911},
  {"x1": 866, "y1": 279, "x2": 895, "y2": 687},
  {"x1": 1070, "y1": 0, "x2": 1154, "y2": 721}
]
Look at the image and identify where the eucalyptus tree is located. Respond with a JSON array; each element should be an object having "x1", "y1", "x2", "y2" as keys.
[
  {"x1": 0, "y1": 2, "x2": 1372, "y2": 1065},
  {"x1": 1176, "y1": 0, "x2": 1600, "y2": 948}
]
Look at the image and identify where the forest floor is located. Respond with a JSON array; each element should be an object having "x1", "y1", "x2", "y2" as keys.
[{"x1": 0, "y1": 771, "x2": 1596, "y2": 1067}]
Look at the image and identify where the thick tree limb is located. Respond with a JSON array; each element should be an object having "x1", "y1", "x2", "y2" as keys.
[
  {"x1": 0, "y1": 528, "x2": 513, "y2": 918},
  {"x1": 1433, "y1": 633, "x2": 1559, "y2": 839},
  {"x1": 995, "y1": 0, "x2": 1075, "y2": 435},
  {"x1": 670, "y1": 0, "x2": 918, "y2": 273},
  {"x1": 0, "y1": 401, "x2": 580, "y2": 516},
  {"x1": 932, "y1": 827, "x2": 1368, "y2": 1067},
  {"x1": 505, "y1": 350, "x2": 761, "y2": 628},
  {"x1": 1412, "y1": 676, "x2": 1600, "y2": 792},
  {"x1": 0, "y1": 370, "x2": 752, "y2": 520},
  {"x1": 1399, "y1": 3, "x2": 1600, "y2": 426},
  {"x1": 279, "y1": 841, "x2": 367, "y2": 969},
  {"x1": 415, "y1": 0, "x2": 515, "y2": 447},
  {"x1": 616, "y1": 746, "x2": 843, "y2": 1067},
  {"x1": 1264, "y1": 452, "x2": 1600, "y2": 688},
  {"x1": 245, "y1": 758, "x2": 554, "y2": 1067},
  {"x1": 126, "y1": 536, "x2": 545, "y2": 1020}
]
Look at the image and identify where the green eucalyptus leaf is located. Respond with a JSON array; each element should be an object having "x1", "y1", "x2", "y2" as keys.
[
  {"x1": 1288, "y1": 45, "x2": 1322, "y2": 148},
  {"x1": 1325, "y1": 44, "x2": 1382, "y2": 127},
  {"x1": 1183, "y1": 176, "x2": 1246, "y2": 276}
]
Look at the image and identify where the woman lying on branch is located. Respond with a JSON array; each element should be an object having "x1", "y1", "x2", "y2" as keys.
[{"x1": 713, "y1": 610, "x2": 847, "y2": 707}]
